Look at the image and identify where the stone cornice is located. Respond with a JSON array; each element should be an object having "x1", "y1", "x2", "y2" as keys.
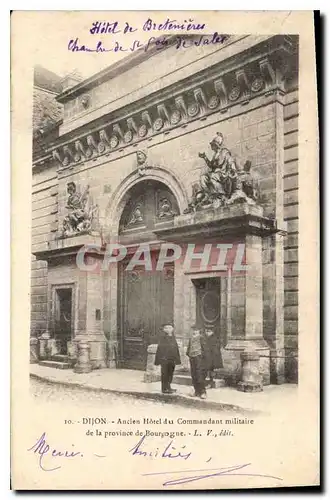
[
  {"x1": 33, "y1": 35, "x2": 297, "y2": 170},
  {"x1": 32, "y1": 203, "x2": 282, "y2": 260},
  {"x1": 153, "y1": 204, "x2": 281, "y2": 241}
]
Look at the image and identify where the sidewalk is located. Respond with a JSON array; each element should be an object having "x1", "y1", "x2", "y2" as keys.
[{"x1": 30, "y1": 364, "x2": 298, "y2": 415}]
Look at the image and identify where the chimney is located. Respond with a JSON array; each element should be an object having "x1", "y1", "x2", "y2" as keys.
[{"x1": 60, "y1": 70, "x2": 83, "y2": 91}]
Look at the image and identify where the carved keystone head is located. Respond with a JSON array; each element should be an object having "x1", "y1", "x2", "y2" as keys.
[{"x1": 136, "y1": 149, "x2": 147, "y2": 166}]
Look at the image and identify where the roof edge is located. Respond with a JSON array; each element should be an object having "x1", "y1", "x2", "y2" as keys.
[{"x1": 56, "y1": 35, "x2": 180, "y2": 104}]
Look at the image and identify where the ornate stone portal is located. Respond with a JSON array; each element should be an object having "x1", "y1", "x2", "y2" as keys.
[
  {"x1": 185, "y1": 132, "x2": 260, "y2": 212},
  {"x1": 62, "y1": 181, "x2": 99, "y2": 237}
]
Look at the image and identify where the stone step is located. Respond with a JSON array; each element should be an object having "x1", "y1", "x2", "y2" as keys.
[
  {"x1": 39, "y1": 360, "x2": 72, "y2": 370},
  {"x1": 51, "y1": 354, "x2": 70, "y2": 362},
  {"x1": 173, "y1": 374, "x2": 226, "y2": 388}
]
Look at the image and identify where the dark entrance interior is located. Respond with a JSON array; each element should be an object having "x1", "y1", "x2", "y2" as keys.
[
  {"x1": 117, "y1": 180, "x2": 178, "y2": 370},
  {"x1": 54, "y1": 288, "x2": 73, "y2": 355},
  {"x1": 193, "y1": 277, "x2": 224, "y2": 346}
]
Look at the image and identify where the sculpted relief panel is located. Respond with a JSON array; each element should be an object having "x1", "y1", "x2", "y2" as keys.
[
  {"x1": 185, "y1": 132, "x2": 260, "y2": 213},
  {"x1": 62, "y1": 182, "x2": 99, "y2": 237}
]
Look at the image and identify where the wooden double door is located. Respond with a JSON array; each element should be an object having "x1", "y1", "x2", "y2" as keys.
[{"x1": 118, "y1": 255, "x2": 174, "y2": 370}]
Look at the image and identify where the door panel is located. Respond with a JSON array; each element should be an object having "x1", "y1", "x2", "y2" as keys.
[
  {"x1": 195, "y1": 278, "x2": 224, "y2": 345},
  {"x1": 150, "y1": 266, "x2": 174, "y2": 346},
  {"x1": 118, "y1": 259, "x2": 174, "y2": 370},
  {"x1": 53, "y1": 288, "x2": 73, "y2": 355},
  {"x1": 122, "y1": 268, "x2": 154, "y2": 369}
]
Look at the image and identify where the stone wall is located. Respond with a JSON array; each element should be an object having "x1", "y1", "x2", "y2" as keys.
[
  {"x1": 31, "y1": 164, "x2": 58, "y2": 336},
  {"x1": 283, "y1": 87, "x2": 299, "y2": 383}
]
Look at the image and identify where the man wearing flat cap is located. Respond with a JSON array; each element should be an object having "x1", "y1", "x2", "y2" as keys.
[{"x1": 154, "y1": 323, "x2": 181, "y2": 394}]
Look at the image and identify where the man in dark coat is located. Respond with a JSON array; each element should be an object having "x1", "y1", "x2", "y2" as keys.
[
  {"x1": 202, "y1": 326, "x2": 223, "y2": 388},
  {"x1": 154, "y1": 324, "x2": 181, "y2": 394}
]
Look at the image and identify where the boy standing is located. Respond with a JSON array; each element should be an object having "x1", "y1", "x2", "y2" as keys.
[
  {"x1": 186, "y1": 325, "x2": 207, "y2": 399},
  {"x1": 155, "y1": 324, "x2": 181, "y2": 394},
  {"x1": 202, "y1": 326, "x2": 223, "y2": 388}
]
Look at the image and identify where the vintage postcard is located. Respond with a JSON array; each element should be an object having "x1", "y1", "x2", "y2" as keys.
[{"x1": 11, "y1": 10, "x2": 319, "y2": 490}]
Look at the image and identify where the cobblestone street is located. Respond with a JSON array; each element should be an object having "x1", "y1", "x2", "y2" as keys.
[
  {"x1": 30, "y1": 378, "x2": 221, "y2": 417},
  {"x1": 30, "y1": 365, "x2": 299, "y2": 415}
]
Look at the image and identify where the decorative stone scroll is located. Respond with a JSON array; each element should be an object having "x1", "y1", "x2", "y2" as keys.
[
  {"x1": 62, "y1": 181, "x2": 99, "y2": 237},
  {"x1": 185, "y1": 132, "x2": 260, "y2": 213},
  {"x1": 50, "y1": 54, "x2": 286, "y2": 171}
]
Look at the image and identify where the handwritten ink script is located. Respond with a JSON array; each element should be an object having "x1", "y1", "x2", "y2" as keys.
[
  {"x1": 142, "y1": 465, "x2": 284, "y2": 487},
  {"x1": 129, "y1": 435, "x2": 282, "y2": 486},
  {"x1": 28, "y1": 432, "x2": 282, "y2": 486},
  {"x1": 129, "y1": 434, "x2": 192, "y2": 460},
  {"x1": 27, "y1": 432, "x2": 84, "y2": 472},
  {"x1": 67, "y1": 18, "x2": 229, "y2": 54},
  {"x1": 90, "y1": 18, "x2": 206, "y2": 34}
]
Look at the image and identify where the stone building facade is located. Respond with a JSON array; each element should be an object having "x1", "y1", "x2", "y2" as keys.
[{"x1": 31, "y1": 34, "x2": 299, "y2": 384}]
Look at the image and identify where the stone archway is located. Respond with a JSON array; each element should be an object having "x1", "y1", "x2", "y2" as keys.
[
  {"x1": 103, "y1": 171, "x2": 186, "y2": 370},
  {"x1": 104, "y1": 166, "x2": 188, "y2": 240},
  {"x1": 116, "y1": 179, "x2": 180, "y2": 369}
]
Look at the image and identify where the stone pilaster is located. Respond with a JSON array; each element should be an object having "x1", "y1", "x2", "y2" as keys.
[
  {"x1": 224, "y1": 233, "x2": 270, "y2": 385},
  {"x1": 269, "y1": 233, "x2": 285, "y2": 384},
  {"x1": 173, "y1": 262, "x2": 195, "y2": 373},
  {"x1": 102, "y1": 263, "x2": 118, "y2": 368},
  {"x1": 75, "y1": 255, "x2": 107, "y2": 369},
  {"x1": 270, "y1": 92, "x2": 286, "y2": 383}
]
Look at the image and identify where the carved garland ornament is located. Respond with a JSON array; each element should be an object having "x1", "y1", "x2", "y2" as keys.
[
  {"x1": 51, "y1": 58, "x2": 278, "y2": 169},
  {"x1": 208, "y1": 95, "x2": 220, "y2": 109},
  {"x1": 138, "y1": 124, "x2": 148, "y2": 137},
  {"x1": 228, "y1": 86, "x2": 241, "y2": 101},
  {"x1": 124, "y1": 130, "x2": 133, "y2": 143},
  {"x1": 170, "y1": 110, "x2": 181, "y2": 125},
  {"x1": 153, "y1": 117, "x2": 164, "y2": 131}
]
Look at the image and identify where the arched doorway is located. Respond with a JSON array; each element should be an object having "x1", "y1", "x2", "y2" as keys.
[{"x1": 117, "y1": 180, "x2": 180, "y2": 370}]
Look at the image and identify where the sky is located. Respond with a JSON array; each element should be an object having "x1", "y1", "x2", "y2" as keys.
[
  {"x1": 17, "y1": 11, "x2": 231, "y2": 80},
  {"x1": 24, "y1": 12, "x2": 185, "y2": 79}
]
